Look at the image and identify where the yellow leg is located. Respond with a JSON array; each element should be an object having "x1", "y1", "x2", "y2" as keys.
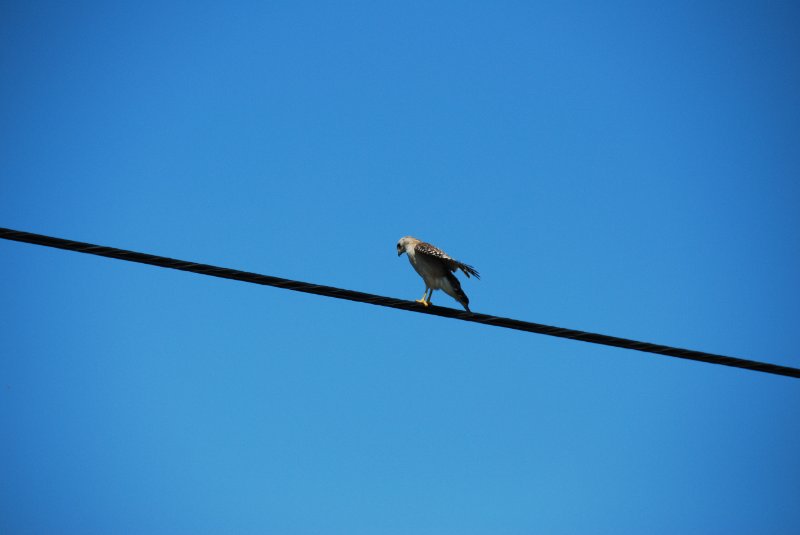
[{"x1": 415, "y1": 289, "x2": 430, "y2": 307}]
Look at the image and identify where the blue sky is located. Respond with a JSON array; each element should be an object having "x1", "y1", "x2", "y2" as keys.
[{"x1": 1, "y1": 1, "x2": 799, "y2": 533}]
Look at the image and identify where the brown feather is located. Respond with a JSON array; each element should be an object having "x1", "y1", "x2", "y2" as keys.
[{"x1": 415, "y1": 242, "x2": 480, "y2": 280}]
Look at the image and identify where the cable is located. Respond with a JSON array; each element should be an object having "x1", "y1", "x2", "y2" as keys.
[{"x1": 2, "y1": 226, "x2": 798, "y2": 379}]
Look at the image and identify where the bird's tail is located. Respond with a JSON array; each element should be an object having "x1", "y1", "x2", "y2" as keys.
[{"x1": 445, "y1": 272, "x2": 471, "y2": 312}]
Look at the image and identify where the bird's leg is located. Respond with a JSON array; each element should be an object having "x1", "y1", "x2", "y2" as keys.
[
  {"x1": 426, "y1": 288, "x2": 433, "y2": 306},
  {"x1": 415, "y1": 288, "x2": 430, "y2": 307}
]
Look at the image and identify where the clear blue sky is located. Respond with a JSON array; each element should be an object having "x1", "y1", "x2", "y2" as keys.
[{"x1": 2, "y1": 1, "x2": 799, "y2": 533}]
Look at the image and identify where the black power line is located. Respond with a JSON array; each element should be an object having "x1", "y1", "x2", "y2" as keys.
[{"x1": 2, "y1": 226, "x2": 798, "y2": 379}]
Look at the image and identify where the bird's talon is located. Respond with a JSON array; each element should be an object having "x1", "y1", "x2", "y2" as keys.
[{"x1": 415, "y1": 299, "x2": 429, "y2": 307}]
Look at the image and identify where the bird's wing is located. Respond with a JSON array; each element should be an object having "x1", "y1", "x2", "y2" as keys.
[{"x1": 415, "y1": 242, "x2": 480, "y2": 279}]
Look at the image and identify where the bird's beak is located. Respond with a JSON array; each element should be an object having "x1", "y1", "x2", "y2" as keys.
[{"x1": 397, "y1": 250, "x2": 403, "y2": 256}]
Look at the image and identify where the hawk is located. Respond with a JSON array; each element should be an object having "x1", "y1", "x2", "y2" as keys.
[{"x1": 396, "y1": 236, "x2": 480, "y2": 312}]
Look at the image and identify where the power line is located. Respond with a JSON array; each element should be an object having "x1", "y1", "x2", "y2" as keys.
[{"x1": 1, "y1": 226, "x2": 798, "y2": 379}]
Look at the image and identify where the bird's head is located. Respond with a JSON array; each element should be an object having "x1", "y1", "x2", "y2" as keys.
[{"x1": 396, "y1": 236, "x2": 419, "y2": 256}]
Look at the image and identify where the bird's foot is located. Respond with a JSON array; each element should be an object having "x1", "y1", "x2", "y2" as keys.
[{"x1": 415, "y1": 299, "x2": 430, "y2": 307}]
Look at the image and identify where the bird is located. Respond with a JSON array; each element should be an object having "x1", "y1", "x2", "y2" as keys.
[{"x1": 396, "y1": 236, "x2": 479, "y2": 312}]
